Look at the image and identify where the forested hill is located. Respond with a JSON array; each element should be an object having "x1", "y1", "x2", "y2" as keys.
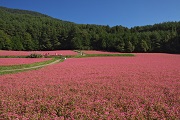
[{"x1": 0, "y1": 6, "x2": 180, "y2": 53}]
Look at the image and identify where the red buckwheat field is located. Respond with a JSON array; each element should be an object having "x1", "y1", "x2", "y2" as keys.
[{"x1": 0, "y1": 53, "x2": 180, "y2": 119}]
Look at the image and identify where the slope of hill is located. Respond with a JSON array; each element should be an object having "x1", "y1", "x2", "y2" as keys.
[{"x1": 0, "y1": 6, "x2": 180, "y2": 53}]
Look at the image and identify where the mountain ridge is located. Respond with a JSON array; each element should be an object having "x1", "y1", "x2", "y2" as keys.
[{"x1": 0, "y1": 6, "x2": 179, "y2": 53}]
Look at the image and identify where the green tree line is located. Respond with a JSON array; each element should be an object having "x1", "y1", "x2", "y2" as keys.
[{"x1": 0, "y1": 7, "x2": 180, "y2": 53}]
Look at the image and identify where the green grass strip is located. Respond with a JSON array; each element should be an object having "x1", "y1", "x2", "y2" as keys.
[
  {"x1": 0, "y1": 58, "x2": 62, "y2": 75},
  {"x1": 74, "y1": 53, "x2": 135, "y2": 58}
]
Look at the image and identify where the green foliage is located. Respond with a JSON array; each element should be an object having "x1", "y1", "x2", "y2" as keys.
[
  {"x1": 138, "y1": 40, "x2": 149, "y2": 52},
  {"x1": 0, "y1": 30, "x2": 12, "y2": 50},
  {"x1": 125, "y1": 41, "x2": 134, "y2": 52},
  {"x1": 27, "y1": 53, "x2": 43, "y2": 58},
  {"x1": 0, "y1": 6, "x2": 180, "y2": 53}
]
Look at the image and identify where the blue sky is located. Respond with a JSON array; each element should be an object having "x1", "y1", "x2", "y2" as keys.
[{"x1": 0, "y1": 0, "x2": 180, "y2": 28}]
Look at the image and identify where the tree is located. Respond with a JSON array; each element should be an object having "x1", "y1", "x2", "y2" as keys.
[
  {"x1": 90, "y1": 33, "x2": 100, "y2": 50},
  {"x1": 115, "y1": 40, "x2": 125, "y2": 52},
  {"x1": 51, "y1": 29, "x2": 61, "y2": 50},
  {"x1": 139, "y1": 40, "x2": 149, "y2": 52},
  {"x1": 12, "y1": 35, "x2": 24, "y2": 50},
  {"x1": 0, "y1": 30, "x2": 12, "y2": 50},
  {"x1": 82, "y1": 31, "x2": 91, "y2": 50},
  {"x1": 125, "y1": 41, "x2": 134, "y2": 52},
  {"x1": 23, "y1": 33, "x2": 34, "y2": 50},
  {"x1": 150, "y1": 32, "x2": 161, "y2": 52},
  {"x1": 40, "y1": 32, "x2": 52, "y2": 50}
]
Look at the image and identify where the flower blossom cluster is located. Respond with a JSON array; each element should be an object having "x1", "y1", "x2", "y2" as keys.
[{"x1": 0, "y1": 53, "x2": 179, "y2": 119}]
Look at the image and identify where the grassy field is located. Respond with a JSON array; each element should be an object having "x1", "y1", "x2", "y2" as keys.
[{"x1": 0, "y1": 58, "x2": 62, "y2": 75}]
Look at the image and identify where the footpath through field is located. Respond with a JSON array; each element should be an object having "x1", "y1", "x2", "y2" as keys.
[{"x1": 0, "y1": 59, "x2": 60, "y2": 73}]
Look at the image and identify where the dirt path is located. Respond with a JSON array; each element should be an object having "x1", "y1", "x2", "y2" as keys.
[{"x1": 0, "y1": 59, "x2": 60, "y2": 72}]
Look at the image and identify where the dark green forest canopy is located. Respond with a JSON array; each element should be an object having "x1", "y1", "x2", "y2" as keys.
[{"x1": 0, "y1": 6, "x2": 180, "y2": 53}]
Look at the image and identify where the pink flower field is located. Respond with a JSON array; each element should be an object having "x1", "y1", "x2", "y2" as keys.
[
  {"x1": 0, "y1": 50, "x2": 77, "y2": 56},
  {"x1": 0, "y1": 58, "x2": 51, "y2": 66},
  {"x1": 0, "y1": 53, "x2": 180, "y2": 119}
]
